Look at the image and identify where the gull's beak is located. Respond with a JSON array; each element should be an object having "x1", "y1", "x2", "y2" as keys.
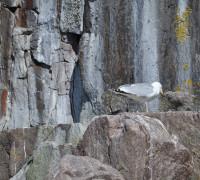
[{"x1": 160, "y1": 90, "x2": 165, "y2": 97}]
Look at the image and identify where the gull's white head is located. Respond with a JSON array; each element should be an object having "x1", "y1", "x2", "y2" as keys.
[{"x1": 151, "y1": 82, "x2": 164, "y2": 96}]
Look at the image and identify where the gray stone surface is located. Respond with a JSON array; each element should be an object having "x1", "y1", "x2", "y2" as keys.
[
  {"x1": 60, "y1": 0, "x2": 84, "y2": 34},
  {"x1": 0, "y1": 0, "x2": 81, "y2": 129},
  {"x1": 46, "y1": 155, "x2": 125, "y2": 180},
  {"x1": 144, "y1": 111, "x2": 200, "y2": 180},
  {"x1": 0, "y1": 0, "x2": 200, "y2": 128},
  {"x1": 74, "y1": 113, "x2": 193, "y2": 180},
  {"x1": 0, "y1": 123, "x2": 86, "y2": 179},
  {"x1": 0, "y1": 1, "x2": 200, "y2": 179},
  {"x1": 164, "y1": 91, "x2": 195, "y2": 111},
  {"x1": 78, "y1": 0, "x2": 200, "y2": 119}
]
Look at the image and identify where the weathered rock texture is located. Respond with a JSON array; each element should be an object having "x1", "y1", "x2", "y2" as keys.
[
  {"x1": 164, "y1": 91, "x2": 195, "y2": 111},
  {"x1": 74, "y1": 113, "x2": 193, "y2": 180},
  {"x1": 0, "y1": 123, "x2": 86, "y2": 180},
  {"x1": 0, "y1": 0, "x2": 81, "y2": 129},
  {"x1": 78, "y1": 0, "x2": 200, "y2": 117},
  {"x1": 0, "y1": 0, "x2": 200, "y2": 129},
  {"x1": 144, "y1": 111, "x2": 200, "y2": 180},
  {"x1": 46, "y1": 155, "x2": 125, "y2": 180}
]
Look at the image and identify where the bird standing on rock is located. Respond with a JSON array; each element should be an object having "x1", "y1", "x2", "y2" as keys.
[{"x1": 113, "y1": 82, "x2": 164, "y2": 112}]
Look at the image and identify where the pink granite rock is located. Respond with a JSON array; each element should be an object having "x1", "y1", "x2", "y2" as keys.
[
  {"x1": 46, "y1": 155, "x2": 125, "y2": 180},
  {"x1": 74, "y1": 113, "x2": 193, "y2": 180}
]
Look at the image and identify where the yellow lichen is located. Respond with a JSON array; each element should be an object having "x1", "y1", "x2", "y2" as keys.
[
  {"x1": 174, "y1": 6, "x2": 192, "y2": 43},
  {"x1": 182, "y1": 80, "x2": 186, "y2": 88},
  {"x1": 161, "y1": 101, "x2": 165, "y2": 105},
  {"x1": 159, "y1": 101, "x2": 169, "y2": 111},
  {"x1": 193, "y1": 85, "x2": 197, "y2": 89},
  {"x1": 111, "y1": 98, "x2": 115, "y2": 102},
  {"x1": 60, "y1": 146, "x2": 63, "y2": 152},
  {"x1": 188, "y1": 79, "x2": 193, "y2": 86},
  {"x1": 193, "y1": 96, "x2": 197, "y2": 100},
  {"x1": 176, "y1": 86, "x2": 181, "y2": 91},
  {"x1": 15, "y1": 156, "x2": 19, "y2": 161},
  {"x1": 183, "y1": 64, "x2": 188, "y2": 70},
  {"x1": 130, "y1": 17, "x2": 133, "y2": 22},
  {"x1": 106, "y1": 94, "x2": 111, "y2": 98},
  {"x1": 10, "y1": 149, "x2": 16, "y2": 157}
]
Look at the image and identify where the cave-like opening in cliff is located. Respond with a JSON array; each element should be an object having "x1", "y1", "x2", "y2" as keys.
[
  {"x1": 65, "y1": 32, "x2": 81, "y2": 54},
  {"x1": 70, "y1": 61, "x2": 84, "y2": 123}
]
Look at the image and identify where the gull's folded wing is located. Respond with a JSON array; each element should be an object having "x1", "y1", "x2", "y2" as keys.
[{"x1": 117, "y1": 83, "x2": 154, "y2": 98}]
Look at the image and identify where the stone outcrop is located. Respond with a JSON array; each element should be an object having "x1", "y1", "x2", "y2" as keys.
[
  {"x1": 74, "y1": 113, "x2": 193, "y2": 180},
  {"x1": 144, "y1": 111, "x2": 200, "y2": 179},
  {"x1": 0, "y1": 0, "x2": 80, "y2": 129},
  {"x1": 78, "y1": 0, "x2": 200, "y2": 116},
  {"x1": 46, "y1": 155, "x2": 125, "y2": 180},
  {"x1": 1, "y1": 0, "x2": 200, "y2": 179},
  {"x1": 0, "y1": 0, "x2": 200, "y2": 128},
  {"x1": 0, "y1": 123, "x2": 86, "y2": 180},
  {"x1": 163, "y1": 91, "x2": 195, "y2": 111}
]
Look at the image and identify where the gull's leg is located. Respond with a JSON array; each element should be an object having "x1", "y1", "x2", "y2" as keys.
[{"x1": 145, "y1": 102, "x2": 148, "y2": 112}]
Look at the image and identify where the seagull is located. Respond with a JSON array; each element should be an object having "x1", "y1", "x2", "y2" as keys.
[{"x1": 113, "y1": 82, "x2": 164, "y2": 112}]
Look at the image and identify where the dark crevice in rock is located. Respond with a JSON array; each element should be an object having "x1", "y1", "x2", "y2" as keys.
[
  {"x1": 42, "y1": 130, "x2": 54, "y2": 142},
  {"x1": 2, "y1": 3, "x2": 21, "y2": 13},
  {"x1": 108, "y1": 110, "x2": 123, "y2": 115},
  {"x1": 66, "y1": 32, "x2": 81, "y2": 54},
  {"x1": 26, "y1": 75, "x2": 31, "y2": 128},
  {"x1": 57, "y1": 0, "x2": 61, "y2": 25},
  {"x1": 193, "y1": 152, "x2": 200, "y2": 160},
  {"x1": 83, "y1": 0, "x2": 91, "y2": 33},
  {"x1": 18, "y1": 76, "x2": 27, "y2": 80},
  {"x1": 49, "y1": 69, "x2": 52, "y2": 75},
  {"x1": 29, "y1": 8, "x2": 39, "y2": 15},
  {"x1": 30, "y1": 51, "x2": 51, "y2": 73},
  {"x1": 66, "y1": 32, "x2": 85, "y2": 123},
  {"x1": 2, "y1": 2, "x2": 39, "y2": 14},
  {"x1": 22, "y1": 30, "x2": 33, "y2": 36},
  {"x1": 3, "y1": 5, "x2": 18, "y2": 13},
  {"x1": 168, "y1": 4, "x2": 174, "y2": 8},
  {"x1": 11, "y1": 55, "x2": 15, "y2": 62},
  {"x1": 70, "y1": 62, "x2": 84, "y2": 123},
  {"x1": 27, "y1": 159, "x2": 33, "y2": 166},
  {"x1": 69, "y1": 60, "x2": 95, "y2": 123}
]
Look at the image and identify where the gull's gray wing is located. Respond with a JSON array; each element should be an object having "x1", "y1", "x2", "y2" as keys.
[{"x1": 117, "y1": 83, "x2": 154, "y2": 97}]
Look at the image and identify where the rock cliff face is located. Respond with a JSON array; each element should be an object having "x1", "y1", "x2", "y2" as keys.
[
  {"x1": 145, "y1": 111, "x2": 200, "y2": 179},
  {"x1": 46, "y1": 155, "x2": 125, "y2": 180},
  {"x1": 0, "y1": 0, "x2": 200, "y2": 179},
  {"x1": 0, "y1": 0, "x2": 80, "y2": 129},
  {"x1": 0, "y1": 0, "x2": 200, "y2": 128},
  {"x1": 74, "y1": 113, "x2": 193, "y2": 180},
  {"x1": 0, "y1": 123, "x2": 86, "y2": 180}
]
